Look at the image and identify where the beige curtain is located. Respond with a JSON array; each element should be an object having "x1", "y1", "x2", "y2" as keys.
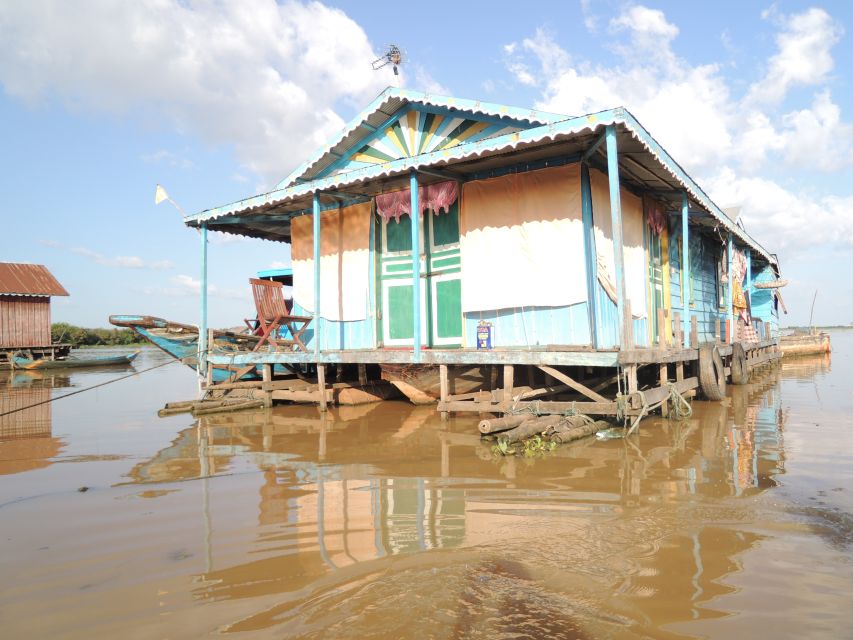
[
  {"x1": 291, "y1": 201, "x2": 371, "y2": 321},
  {"x1": 589, "y1": 168, "x2": 647, "y2": 318},
  {"x1": 460, "y1": 164, "x2": 587, "y2": 312}
]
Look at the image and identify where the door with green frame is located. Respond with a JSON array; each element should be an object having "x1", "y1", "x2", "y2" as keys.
[{"x1": 377, "y1": 202, "x2": 463, "y2": 348}]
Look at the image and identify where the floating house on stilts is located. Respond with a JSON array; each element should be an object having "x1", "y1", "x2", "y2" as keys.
[{"x1": 181, "y1": 88, "x2": 782, "y2": 424}]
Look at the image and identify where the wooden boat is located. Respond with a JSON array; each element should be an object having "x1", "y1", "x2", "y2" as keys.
[
  {"x1": 109, "y1": 315, "x2": 268, "y2": 382},
  {"x1": 380, "y1": 363, "x2": 498, "y2": 405},
  {"x1": 13, "y1": 350, "x2": 140, "y2": 370},
  {"x1": 780, "y1": 331, "x2": 831, "y2": 357}
]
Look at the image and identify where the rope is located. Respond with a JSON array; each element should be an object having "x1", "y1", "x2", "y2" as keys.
[
  {"x1": 667, "y1": 383, "x2": 693, "y2": 419},
  {"x1": 0, "y1": 358, "x2": 177, "y2": 417}
]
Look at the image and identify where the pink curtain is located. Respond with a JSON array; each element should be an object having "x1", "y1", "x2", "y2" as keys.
[
  {"x1": 644, "y1": 195, "x2": 666, "y2": 236},
  {"x1": 375, "y1": 180, "x2": 458, "y2": 222}
]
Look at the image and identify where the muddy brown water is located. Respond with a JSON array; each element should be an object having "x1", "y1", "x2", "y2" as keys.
[{"x1": 1, "y1": 336, "x2": 851, "y2": 639}]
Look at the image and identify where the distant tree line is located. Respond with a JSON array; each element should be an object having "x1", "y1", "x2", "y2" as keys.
[{"x1": 51, "y1": 322, "x2": 144, "y2": 347}]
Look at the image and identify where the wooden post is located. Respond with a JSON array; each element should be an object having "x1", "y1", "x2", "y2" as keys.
[
  {"x1": 262, "y1": 364, "x2": 273, "y2": 408},
  {"x1": 726, "y1": 232, "x2": 734, "y2": 344},
  {"x1": 410, "y1": 169, "x2": 422, "y2": 363},
  {"x1": 312, "y1": 192, "x2": 321, "y2": 357},
  {"x1": 580, "y1": 162, "x2": 599, "y2": 348},
  {"x1": 317, "y1": 363, "x2": 327, "y2": 412},
  {"x1": 624, "y1": 300, "x2": 634, "y2": 349},
  {"x1": 681, "y1": 192, "x2": 691, "y2": 347},
  {"x1": 358, "y1": 364, "x2": 368, "y2": 386},
  {"x1": 659, "y1": 363, "x2": 668, "y2": 417},
  {"x1": 764, "y1": 321, "x2": 771, "y2": 340},
  {"x1": 439, "y1": 364, "x2": 449, "y2": 421},
  {"x1": 605, "y1": 125, "x2": 629, "y2": 349},
  {"x1": 673, "y1": 311, "x2": 682, "y2": 349},
  {"x1": 503, "y1": 364, "x2": 514, "y2": 404},
  {"x1": 690, "y1": 315, "x2": 699, "y2": 348},
  {"x1": 199, "y1": 224, "x2": 209, "y2": 381},
  {"x1": 626, "y1": 364, "x2": 638, "y2": 394},
  {"x1": 714, "y1": 318, "x2": 721, "y2": 345},
  {"x1": 657, "y1": 308, "x2": 666, "y2": 348},
  {"x1": 676, "y1": 360, "x2": 684, "y2": 383}
]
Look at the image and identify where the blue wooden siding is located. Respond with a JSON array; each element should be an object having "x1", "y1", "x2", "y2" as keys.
[
  {"x1": 668, "y1": 215, "x2": 726, "y2": 343},
  {"x1": 750, "y1": 265, "x2": 779, "y2": 338},
  {"x1": 292, "y1": 300, "x2": 375, "y2": 350},
  {"x1": 463, "y1": 302, "x2": 591, "y2": 348},
  {"x1": 594, "y1": 285, "x2": 648, "y2": 348}
]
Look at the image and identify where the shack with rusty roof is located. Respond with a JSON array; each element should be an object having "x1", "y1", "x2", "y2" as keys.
[{"x1": 0, "y1": 263, "x2": 70, "y2": 365}]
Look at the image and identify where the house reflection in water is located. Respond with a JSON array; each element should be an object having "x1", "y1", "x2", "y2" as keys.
[
  {"x1": 120, "y1": 361, "x2": 820, "y2": 631},
  {"x1": 0, "y1": 370, "x2": 67, "y2": 475}
]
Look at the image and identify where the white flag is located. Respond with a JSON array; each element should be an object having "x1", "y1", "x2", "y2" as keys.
[{"x1": 154, "y1": 184, "x2": 170, "y2": 205}]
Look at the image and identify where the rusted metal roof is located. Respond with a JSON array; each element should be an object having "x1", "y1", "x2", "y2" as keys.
[{"x1": 0, "y1": 263, "x2": 69, "y2": 296}]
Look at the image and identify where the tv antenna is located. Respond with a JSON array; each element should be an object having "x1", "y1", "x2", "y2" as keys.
[{"x1": 372, "y1": 44, "x2": 404, "y2": 76}]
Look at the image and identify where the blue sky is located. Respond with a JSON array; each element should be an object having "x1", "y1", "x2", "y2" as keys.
[{"x1": 2, "y1": 1, "x2": 852, "y2": 327}]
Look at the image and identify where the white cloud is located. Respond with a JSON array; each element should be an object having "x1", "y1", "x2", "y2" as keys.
[
  {"x1": 779, "y1": 90, "x2": 853, "y2": 171},
  {"x1": 141, "y1": 149, "x2": 194, "y2": 169},
  {"x1": 68, "y1": 246, "x2": 174, "y2": 269},
  {"x1": 146, "y1": 274, "x2": 249, "y2": 300},
  {"x1": 505, "y1": 5, "x2": 853, "y2": 252},
  {"x1": 0, "y1": 0, "x2": 391, "y2": 185},
  {"x1": 747, "y1": 7, "x2": 843, "y2": 105}
]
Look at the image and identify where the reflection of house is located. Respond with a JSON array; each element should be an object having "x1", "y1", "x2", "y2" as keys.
[
  {"x1": 0, "y1": 371, "x2": 63, "y2": 474},
  {"x1": 0, "y1": 262, "x2": 70, "y2": 364}
]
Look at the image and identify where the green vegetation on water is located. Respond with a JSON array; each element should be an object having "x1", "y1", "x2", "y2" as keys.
[{"x1": 52, "y1": 322, "x2": 145, "y2": 347}]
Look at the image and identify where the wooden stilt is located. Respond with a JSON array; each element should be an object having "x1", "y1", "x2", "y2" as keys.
[
  {"x1": 690, "y1": 315, "x2": 698, "y2": 348},
  {"x1": 262, "y1": 364, "x2": 273, "y2": 408},
  {"x1": 626, "y1": 364, "x2": 638, "y2": 394},
  {"x1": 503, "y1": 364, "x2": 514, "y2": 405},
  {"x1": 358, "y1": 363, "x2": 368, "y2": 386},
  {"x1": 317, "y1": 364, "x2": 328, "y2": 412},
  {"x1": 673, "y1": 311, "x2": 682, "y2": 348},
  {"x1": 439, "y1": 364, "x2": 449, "y2": 421},
  {"x1": 659, "y1": 363, "x2": 668, "y2": 417}
]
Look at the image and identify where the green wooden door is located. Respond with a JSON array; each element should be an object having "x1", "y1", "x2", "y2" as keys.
[
  {"x1": 426, "y1": 203, "x2": 462, "y2": 347},
  {"x1": 378, "y1": 204, "x2": 462, "y2": 348}
]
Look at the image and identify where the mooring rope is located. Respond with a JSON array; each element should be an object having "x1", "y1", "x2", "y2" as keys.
[{"x1": 0, "y1": 358, "x2": 177, "y2": 417}]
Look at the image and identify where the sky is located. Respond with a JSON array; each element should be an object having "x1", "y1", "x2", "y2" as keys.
[{"x1": 2, "y1": 0, "x2": 852, "y2": 328}]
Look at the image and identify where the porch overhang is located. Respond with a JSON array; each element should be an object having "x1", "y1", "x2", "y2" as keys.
[{"x1": 185, "y1": 106, "x2": 777, "y2": 265}]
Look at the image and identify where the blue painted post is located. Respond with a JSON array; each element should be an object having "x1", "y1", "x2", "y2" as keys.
[
  {"x1": 313, "y1": 192, "x2": 321, "y2": 357},
  {"x1": 727, "y1": 232, "x2": 734, "y2": 343},
  {"x1": 604, "y1": 125, "x2": 628, "y2": 348},
  {"x1": 580, "y1": 163, "x2": 599, "y2": 348},
  {"x1": 410, "y1": 170, "x2": 422, "y2": 361},
  {"x1": 681, "y1": 192, "x2": 690, "y2": 347},
  {"x1": 199, "y1": 223, "x2": 208, "y2": 379},
  {"x1": 745, "y1": 248, "x2": 752, "y2": 298}
]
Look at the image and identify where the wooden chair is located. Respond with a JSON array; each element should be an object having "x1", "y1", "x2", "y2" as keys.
[{"x1": 245, "y1": 278, "x2": 312, "y2": 352}]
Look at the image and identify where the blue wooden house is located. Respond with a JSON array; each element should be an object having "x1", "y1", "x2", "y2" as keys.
[{"x1": 184, "y1": 88, "x2": 782, "y2": 416}]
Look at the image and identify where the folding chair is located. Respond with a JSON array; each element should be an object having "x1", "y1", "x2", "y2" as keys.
[{"x1": 245, "y1": 278, "x2": 312, "y2": 352}]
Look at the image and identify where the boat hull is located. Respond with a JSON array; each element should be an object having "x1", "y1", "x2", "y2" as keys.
[
  {"x1": 380, "y1": 364, "x2": 497, "y2": 405},
  {"x1": 13, "y1": 351, "x2": 139, "y2": 370}
]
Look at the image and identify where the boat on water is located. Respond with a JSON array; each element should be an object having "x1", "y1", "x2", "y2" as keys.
[
  {"x1": 780, "y1": 331, "x2": 831, "y2": 357},
  {"x1": 109, "y1": 315, "x2": 271, "y2": 383},
  {"x1": 13, "y1": 350, "x2": 140, "y2": 370}
]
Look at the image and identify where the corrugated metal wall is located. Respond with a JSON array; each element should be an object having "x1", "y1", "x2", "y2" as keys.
[{"x1": 0, "y1": 296, "x2": 52, "y2": 347}]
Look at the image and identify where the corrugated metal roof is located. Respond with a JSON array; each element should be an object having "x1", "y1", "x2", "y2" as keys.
[
  {"x1": 275, "y1": 87, "x2": 569, "y2": 189},
  {"x1": 0, "y1": 263, "x2": 69, "y2": 296},
  {"x1": 187, "y1": 104, "x2": 777, "y2": 265}
]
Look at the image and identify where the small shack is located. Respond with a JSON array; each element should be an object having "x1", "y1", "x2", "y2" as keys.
[
  {"x1": 180, "y1": 88, "x2": 783, "y2": 421},
  {"x1": 0, "y1": 263, "x2": 70, "y2": 365}
]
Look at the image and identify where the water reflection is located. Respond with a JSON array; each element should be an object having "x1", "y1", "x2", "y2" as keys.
[
  {"x1": 0, "y1": 370, "x2": 67, "y2": 475},
  {"x1": 109, "y1": 363, "x2": 801, "y2": 637}
]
